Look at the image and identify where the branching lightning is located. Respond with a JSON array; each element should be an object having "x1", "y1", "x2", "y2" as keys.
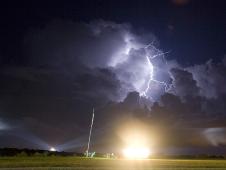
[
  {"x1": 116, "y1": 35, "x2": 173, "y2": 99},
  {"x1": 140, "y1": 43, "x2": 172, "y2": 98}
]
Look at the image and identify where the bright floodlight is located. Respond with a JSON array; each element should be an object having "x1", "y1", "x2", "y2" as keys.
[
  {"x1": 119, "y1": 121, "x2": 154, "y2": 159},
  {"x1": 121, "y1": 128, "x2": 152, "y2": 159},
  {"x1": 123, "y1": 147, "x2": 150, "y2": 159},
  {"x1": 122, "y1": 137, "x2": 151, "y2": 159},
  {"x1": 49, "y1": 147, "x2": 56, "y2": 152}
]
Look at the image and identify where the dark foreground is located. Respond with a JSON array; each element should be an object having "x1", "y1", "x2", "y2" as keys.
[{"x1": 0, "y1": 157, "x2": 226, "y2": 170}]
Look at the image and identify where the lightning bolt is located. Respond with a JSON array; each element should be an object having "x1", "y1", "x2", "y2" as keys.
[{"x1": 140, "y1": 43, "x2": 172, "y2": 98}]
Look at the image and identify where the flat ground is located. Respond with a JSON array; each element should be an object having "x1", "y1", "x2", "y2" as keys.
[{"x1": 0, "y1": 157, "x2": 226, "y2": 170}]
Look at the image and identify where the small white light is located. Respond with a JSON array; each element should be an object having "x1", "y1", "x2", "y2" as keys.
[{"x1": 49, "y1": 147, "x2": 56, "y2": 152}]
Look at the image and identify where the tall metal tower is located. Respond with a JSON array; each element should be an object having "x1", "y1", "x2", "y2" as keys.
[{"x1": 86, "y1": 108, "x2": 95, "y2": 157}]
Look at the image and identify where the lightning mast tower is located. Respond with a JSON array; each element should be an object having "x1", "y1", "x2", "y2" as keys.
[{"x1": 86, "y1": 108, "x2": 95, "y2": 157}]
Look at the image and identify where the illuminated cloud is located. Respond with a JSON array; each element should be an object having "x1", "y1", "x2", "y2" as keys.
[
  {"x1": 187, "y1": 57, "x2": 226, "y2": 99},
  {"x1": 203, "y1": 127, "x2": 226, "y2": 146},
  {"x1": 23, "y1": 19, "x2": 174, "y2": 100}
]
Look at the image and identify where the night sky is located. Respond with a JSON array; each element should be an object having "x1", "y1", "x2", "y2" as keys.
[{"x1": 0, "y1": 0, "x2": 226, "y2": 155}]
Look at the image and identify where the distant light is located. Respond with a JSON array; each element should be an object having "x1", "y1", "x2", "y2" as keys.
[
  {"x1": 123, "y1": 147, "x2": 150, "y2": 159},
  {"x1": 49, "y1": 147, "x2": 56, "y2": 152}
]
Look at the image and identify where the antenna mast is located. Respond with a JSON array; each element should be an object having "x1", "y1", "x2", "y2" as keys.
[{"x1": 86, "y1": 108, "x2": 95, "y2": 157}]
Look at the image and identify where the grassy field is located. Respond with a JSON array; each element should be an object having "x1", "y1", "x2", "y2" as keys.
[{"x1": 0, "y1": 157, "x2": 226, "y2": 170}]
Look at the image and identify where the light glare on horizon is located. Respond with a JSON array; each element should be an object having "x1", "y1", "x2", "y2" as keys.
[
  {"x1": 49, "y1": 147, "x2": 56, "y2": 152},
  {"x1": 123, "y1": 147, "x2": 150, "y2": 159},
  {"x1": 121, "y1": 129, "x2": 151, "y2": 159}
]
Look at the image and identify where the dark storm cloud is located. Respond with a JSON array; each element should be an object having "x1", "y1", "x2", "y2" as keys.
[
  {"x1": 147, "y1": 93, "x2": 226, "y2": 149},
  {"x1": 74, "y1": 67, "x2": 123, "y2": 101},
  {"x1": 162, "y1": 57, "x2": 226, "y2": 120},
  {"x1": 167, "y1": 57, "x2": 226, "y2": 123},
  {"x1": 0, "y1": 65, "x2": 124, "y2": 148},
  {"x1": 23, "y1": 19, "x2": 172, "y2": 99},
  {"x1": 145, "y1": 58, "x2": 226, "y2": 148},
  {"x1": 0, "y1": 66, "x2": 122, "y2": 118},
  {"x1": 24, "y1": 20, "x2": 128, "y2": 68},
  {"x1": 170, "y1": 68, "x2": 200, "y2": 97},
  {"x1": 1, "y1": 19, "x2": 156, "y2": 149},
  {"x1": 0, "y1": 18, "x2": 226, "y2": 153},
  {"x1": 189, "y1": 59, "x2": 226, "y2": 125},
  {"x1": 1, "y1": 19, "x2": 134, "y2": 110},
  {"x1": 187, "y1": 57, "x2": 226, "y2": 99}
]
